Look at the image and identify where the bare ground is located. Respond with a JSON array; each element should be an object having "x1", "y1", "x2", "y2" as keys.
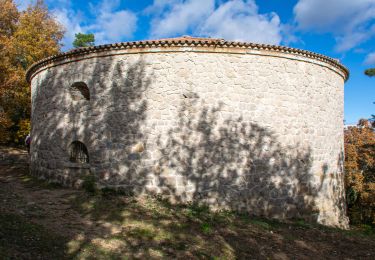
[{"x1": 0, "y1": 146, "x2": 374, "y2": 259}]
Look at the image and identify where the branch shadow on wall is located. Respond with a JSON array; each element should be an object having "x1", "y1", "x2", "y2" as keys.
[
  {"x1": 63, "y1": 91, "x2": 332, "y2": 258},
  {"x1": 27, "y1": 57, "x2": 350, "y2": 258},
  {"x1": 154, "y1": 96, "x2": 318, "y2": 221},
  {"x1": 30, "y1": 58, "x2": 152, "y2": 190},
  {"x1": 88, "y1": 59, "x2": 152, "y2": 190},
  {"x1": 31, "y1": 55, "x2": 325, "y2": 223}
]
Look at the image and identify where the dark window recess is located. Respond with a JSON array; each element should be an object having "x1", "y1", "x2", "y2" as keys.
[
  {"x1": 70, "y1": 82, "x2": 90, "y2": 101},
  {"x1": 69, "y1": 141, "x2": 89, "y2": 163}
]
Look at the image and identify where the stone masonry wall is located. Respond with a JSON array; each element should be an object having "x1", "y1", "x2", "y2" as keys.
[{"x1": 30, "y1": 48, "x2": 348, "y2": 228}]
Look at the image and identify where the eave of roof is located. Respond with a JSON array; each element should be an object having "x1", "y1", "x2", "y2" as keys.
[{"x1": 26, "y1": 36, "x2": 349, "y2": 83}]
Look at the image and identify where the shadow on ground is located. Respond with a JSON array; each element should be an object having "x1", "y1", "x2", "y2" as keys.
[{"x1": 0, "y1": 149, "x2": 374, "y2": 259}]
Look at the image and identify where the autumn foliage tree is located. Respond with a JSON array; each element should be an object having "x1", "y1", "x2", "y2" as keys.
[
  {"x1": 0, "y1": 0, "x2": 64, "y2": 144},
  {"x1": 345, "y1": 119, "x2": 375, "y2": 225}
]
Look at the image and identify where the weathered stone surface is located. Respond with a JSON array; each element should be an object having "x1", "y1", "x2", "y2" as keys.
[{"x1": 29, "y1": 39, "x2": 348, "y2": 228}]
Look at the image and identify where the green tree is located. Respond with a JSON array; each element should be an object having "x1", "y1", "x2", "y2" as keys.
[
  {"x1": 364, "y1": 67, "x2": 375, "y2": 124},
  {"x1": 365, "y1": 68, "x2": 375, "y2": 77},
  {"x1": 73, "y1": 33, "x2": 95, "y2": 48}
]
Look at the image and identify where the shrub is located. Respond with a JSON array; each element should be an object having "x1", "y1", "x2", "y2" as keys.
[
  {"x1": 14, "y1": 118, "x2": 30, "y2": 144},
  {"x1": 82, "y1": 174, "x2": 97, "y2": 194}
]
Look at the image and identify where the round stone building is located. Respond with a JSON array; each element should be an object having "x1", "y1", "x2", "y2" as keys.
[{"x1": 26, "y1": 36, "x2": 349, "y2": 227}]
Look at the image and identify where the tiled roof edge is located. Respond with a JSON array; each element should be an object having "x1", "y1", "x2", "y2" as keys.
[{"x1": 26, "y1": 37, "x2": 349, "y2": 82}]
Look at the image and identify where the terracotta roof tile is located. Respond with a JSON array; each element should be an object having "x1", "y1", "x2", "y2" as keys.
[{"x1": 26, "y1": 36, "x2": 349, "y2": 82}]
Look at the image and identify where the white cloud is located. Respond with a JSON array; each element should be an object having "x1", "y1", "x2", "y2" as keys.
[
  {"x1": 294, "y1": 0, "x2": 375, "y2": 51},
  {"x1": 364, "y1": 52, "x2": 375, "y2": 65},
  {"x1": 200, "y1": 0, "x2": 282, "y2": 44},
  {"x1": 335, "y1": 25, "x2": 375, "y2": 52},
  {"x1": 83, "y1": 1, "x2": 137, "y2": 45},
  {"x1": 150, "y1": 0, "x2": 215, "y2": 38},
  {"x1": 52, "y1": 8, "x2": 83, "y2": 50},
  {"x1": 144, "y1": 0, "x2": 180, "y2": 15},
  {"x1": 149, "y1": 0, "x2": 283, "y2": 45},
  {"x1": 280, "y1": 24, "x2": 300, "y2": 45},
  {"x1": 50, "y1": 0, "x2": 137, "y2": 50},
  {"x1": 88, "y1": 9, "x2": 137, "y2": 45}
]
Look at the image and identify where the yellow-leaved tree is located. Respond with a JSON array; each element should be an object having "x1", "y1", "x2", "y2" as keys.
[
  {"x1": 0, "y1": 0, "x2": 64, "y2": 144},
  {"x1": 345, "y1": 119, "x2": 375, "y2": 225},
  {"x1": 0, "y1": 0, "x2": 19, "y2": 142}
]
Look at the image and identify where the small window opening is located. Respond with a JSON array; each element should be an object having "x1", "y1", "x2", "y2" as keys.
[
  {"x1": 69, "y1": 141, "x2": 89, "y2": 163},
  {"x1": 70, "y1": 82, "x2": 90, "y2": 101}
]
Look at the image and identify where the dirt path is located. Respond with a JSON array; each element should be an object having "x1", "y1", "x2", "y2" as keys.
[
  {"x1": 0, "y1": 147, "x2": 374, "y2": 259},
  {"x1": 0, "y1": 147, "x2": 91, "y2": 236}
]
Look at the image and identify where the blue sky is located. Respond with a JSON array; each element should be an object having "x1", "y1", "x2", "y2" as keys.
[{"x1": 16, "y1": 0, "x2": 375, "y2": 124}]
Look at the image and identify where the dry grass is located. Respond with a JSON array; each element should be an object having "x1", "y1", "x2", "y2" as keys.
[{"x1": 1, "y1": 147, "x2": 375, "y2": 259}]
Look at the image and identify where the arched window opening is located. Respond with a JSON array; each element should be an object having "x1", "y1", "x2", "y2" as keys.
[
  {"x1": 69, "y1": 82, "x2": 90, "y2": 101},
  {"x1": 69, "y1": 141, "x2": 89, "y2": 163}
]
